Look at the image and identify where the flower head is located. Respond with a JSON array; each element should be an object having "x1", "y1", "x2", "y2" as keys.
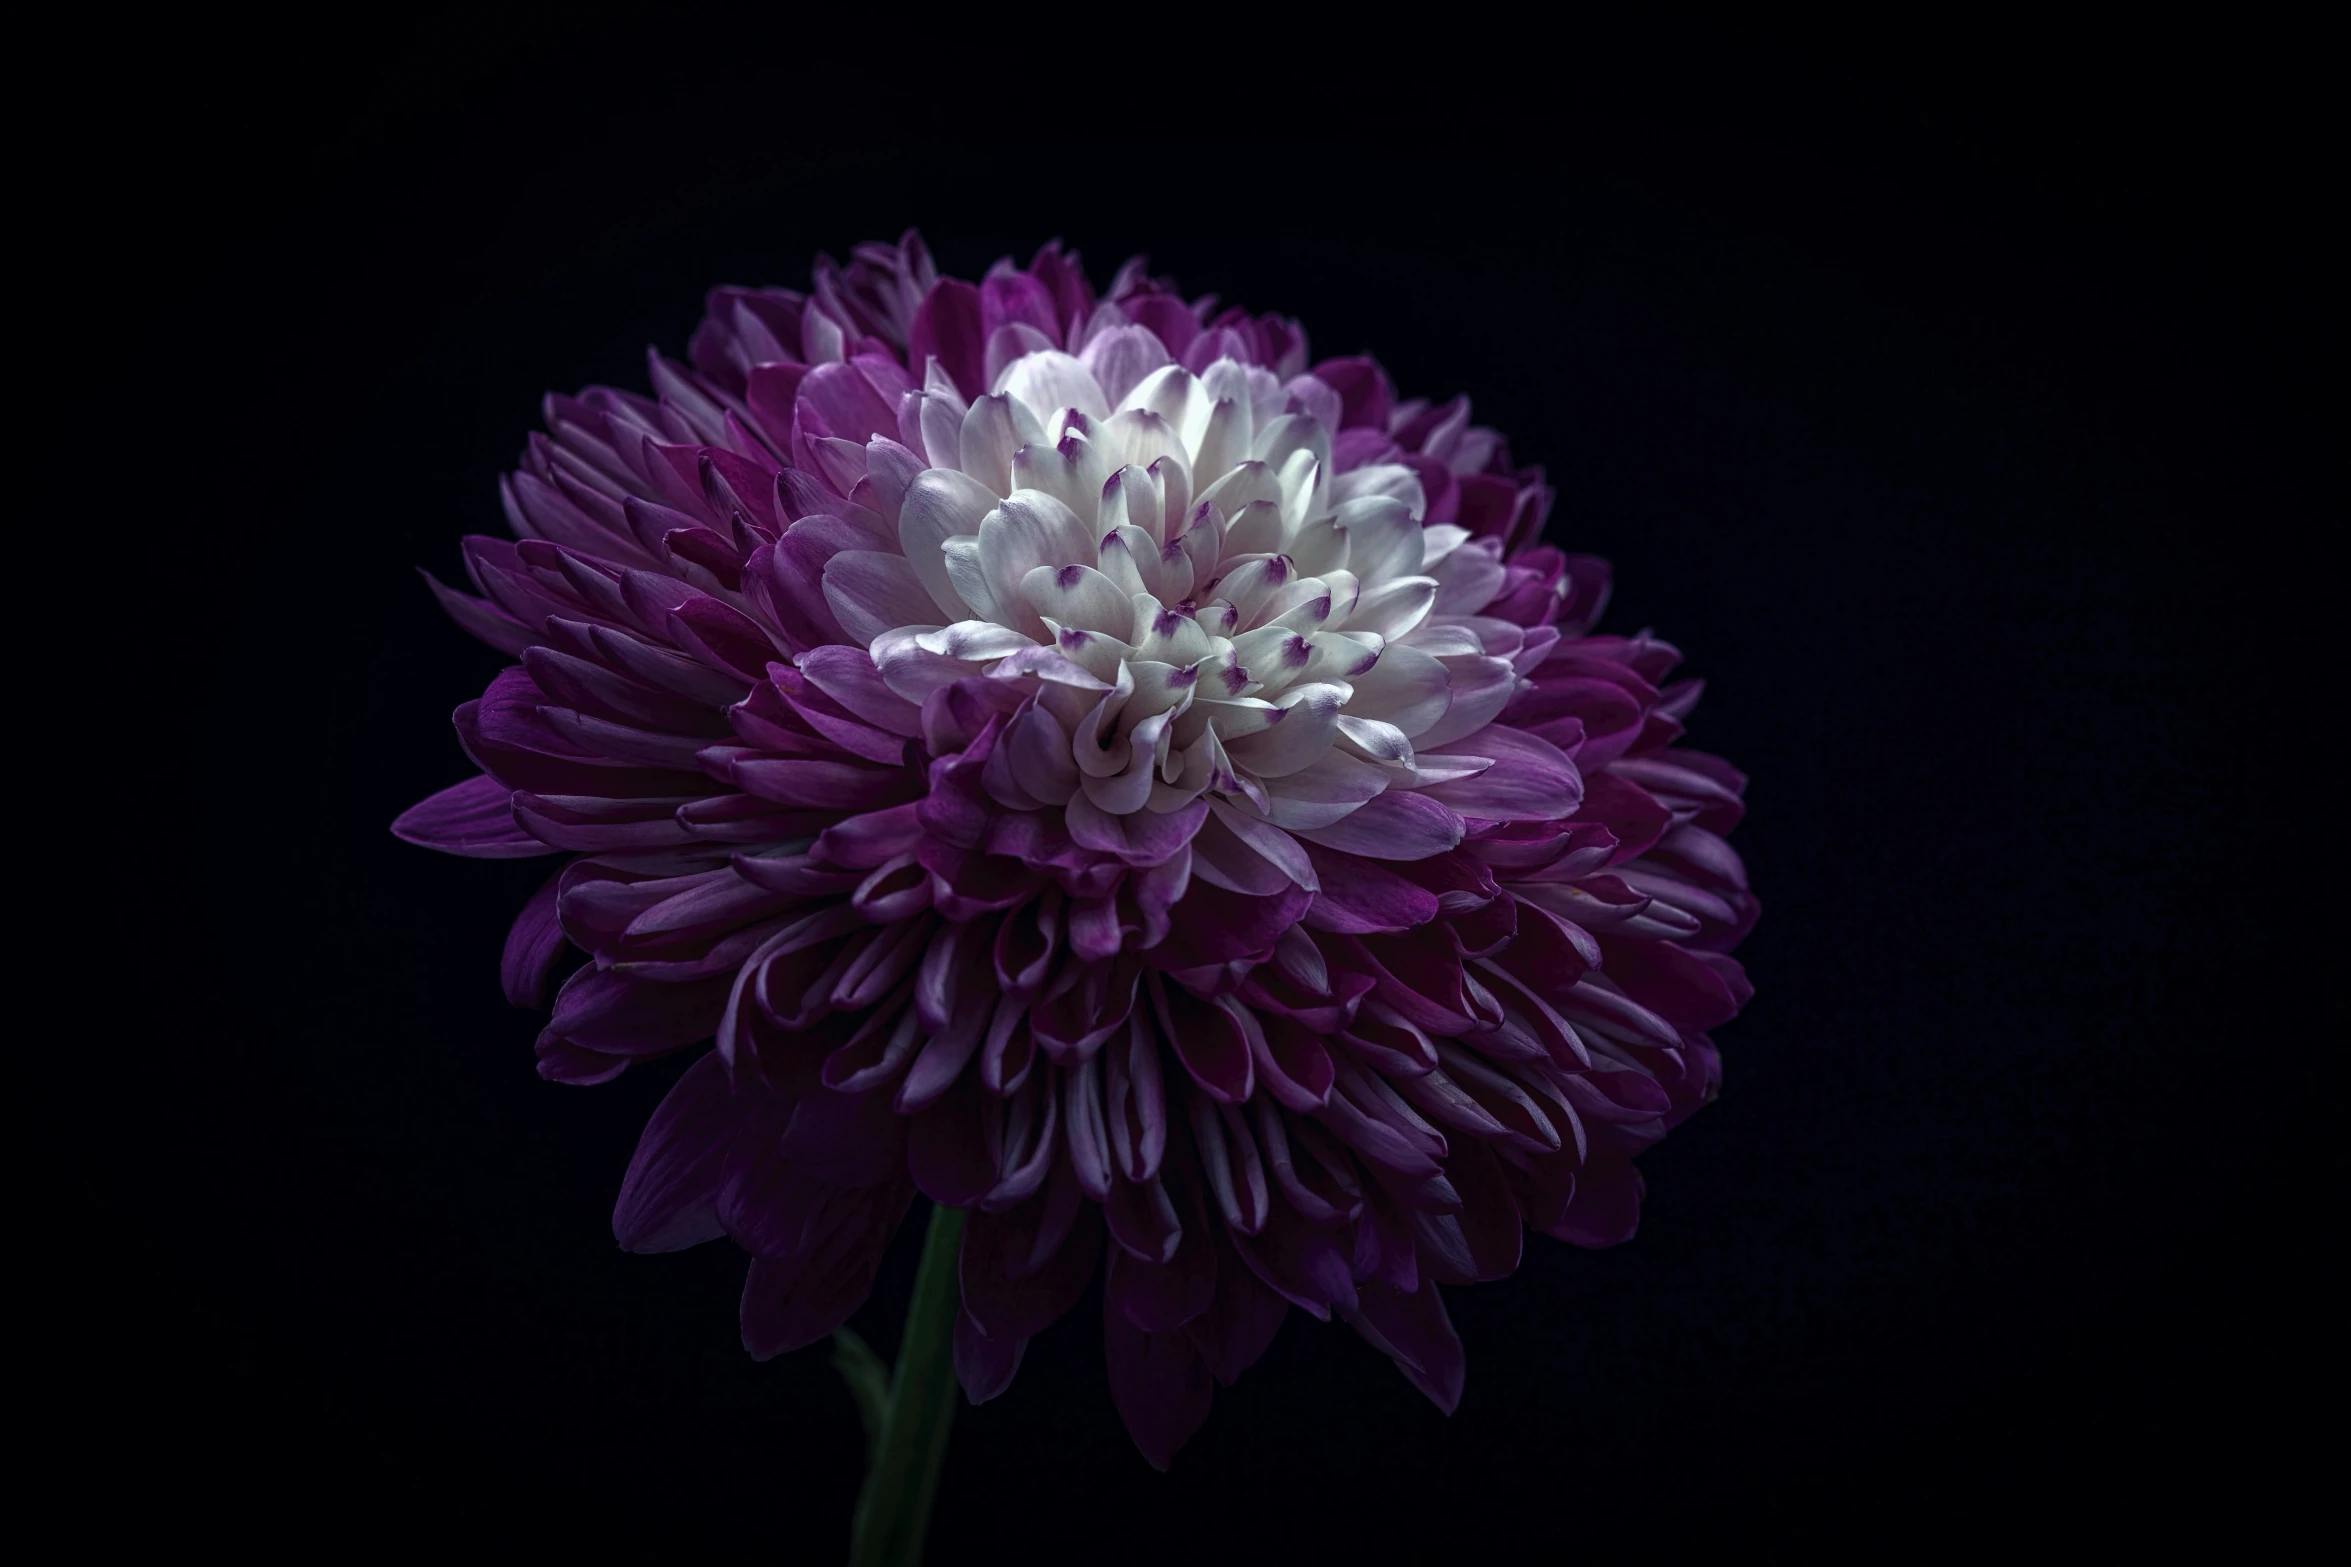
[{"x1": 397, "y1": 233, "x2": 1757, "y2": 1467}]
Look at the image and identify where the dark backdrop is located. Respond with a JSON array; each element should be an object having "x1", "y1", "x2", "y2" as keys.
[{"x1": 156, "y1": 27, "x2": 2316, "y2": 1553}]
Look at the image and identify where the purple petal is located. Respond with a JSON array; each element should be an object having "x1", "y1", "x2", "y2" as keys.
[
  {"x1": 1103, "y1": 1172, "x2": 1183, "y2": 1265},
  {"x1": 1549, "y1": 1155, "x2": 1644, "y2": 1247},
  {"x1": 1106, "y1": 1172, "x2": 1216, "y2": 1331},
  {"x1": 1409, "y1": 1139, "x2": 1522, "y2": 1284},
  {"x1": 1571, "y1": 771, "x2": 1674, "y2": 864},
  {"x1": 1081, "y1": 323, "x2": 1175, "y2": 408},
  {"x1": 1300, "y1": 844, "x2": 1440, "y2": 934},
  {"x1": 779, "y1": 1078, "x2": 909, "y2": 1188},
  {"x1": 548, "y1": 966, "x2": 730, "y2": 1054},
  {"x1": 1066, "y1": 794, "x2": 1208, "y2": 868},
  {"x1": 953, "y1": 1307, "x2": 1027, "y2": 1404},
  {"x1": 422, "y1": 569, "x2": 536, "y2": 657},
  {"x1": 1419, "y1": 726, "x2": 1583, "y2": 821},
  {"x1": 1150, "y1": 978, "x2": 1254, "y2": 1104},
  {"x1": 1291, "y1": 789, "x2": 1465, "y2": 861},
  {"x1": 1228, "y1": 1199, "x2": 1359, "y2": 1321},
  {"x1": 740, "y1": 1181, "x2": 915, "y2": 1358},
  {"x1": 907, "y1": 1072, "x2": 1000, "y2": 1206},
  {"x1": 1183, "y1": 1227, "x2": 1289, "y2": 1385},
  {"x1": 392, "y1": 773, "x2": 552, "y2": 859},
  {"x1": 823, "y1": 550, "x2": 942, "y2": 645},
  {"x1": 500, "y1": 868, "x2": 568, "y2": 1007},
  {"x1": 730, "y1": 755, "x2": 916, "y2": 811},
  {"x1": 1103, "y1": 1292, "x2": 1214, "y2": 1471},
  {"x1": 960, "y1": 1177, "x2": 1103, "y2": 1340},
  {"x1": 536, "y1": 1033, "x2": 630, "y2": 1085},
  {"x1": 795, "y1": 644, "x2": 926, "y2": 738},
  {"x1": 1596, "y1": 936, "x2": 1746, "y2": 1032},
  {"x1": 1250, "y1": 1014, "x2": 1336, "y2": 1112},
  {"x1": 1150, "y1": 881, "x2": 1314, "y2": 969},
  {"x1": 1346, "y1": 1280, "x2": 1465, "y2": 1415},
  {"x1": 612, "y1": 1050, "x2": 747, "y2": 1253},
  {"x1": 907, "y1": 278, "x2": 986, "y2": 400}
]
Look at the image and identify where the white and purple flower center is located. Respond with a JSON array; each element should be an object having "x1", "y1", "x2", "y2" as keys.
[{"x1": 828, "y1": 344, "x2": 1525, "y2": 879}]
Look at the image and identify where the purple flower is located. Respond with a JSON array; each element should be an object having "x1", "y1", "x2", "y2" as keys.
[{"x1": 397, "y1": 233, "x2": 1757, "y2": 1469}]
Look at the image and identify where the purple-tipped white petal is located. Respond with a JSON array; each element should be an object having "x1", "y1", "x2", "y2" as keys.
[
  {"x1": 1255, "y1": 748, "x2": 1391, "y2": 829},
  {"x1": 1025, "y1": 563, "x2": 1137, "y2": 639},
  {"x1": 1342, "y1": 575, "x2": 1439, "y2": 641},
  {"x1": 1329, "y1": 462, "x2": 1427, "y2": 517},
  {"x1": 998, "y1": 350, "x2": 1109, "y2": 424},
  {"x1": 1334, "y1": 496, "x2": 1424, "y2": 586},
  {"x1": 913, "y1": 620, "x2": 1038, "y2": 662},
  {"x1": 898, "y1": 467, "x2": 996, "y2": 620},
  {"x1": 1223, "y1": 682, "x2": 1347, "y2": 779},
  {"x1": 1336, "y1": 715, "x2": 1415, "y2": 766},
  {"x1": 1343, "y1": 641, "x2": 1452, "y2": 737},
  {"x1": 960, "y1": 393, "x2": 1044, "y2": 497},
  {"x1": 1014, "y1": 430, "x2": 1113, "y2": 527},
  {"x1": 1098, "y1": 410, "x2": 1188, "y2": 477},
  {"x1": 976, "y1": 491, "x2": 1096, "y2": 641},
  {"x1": 1413, "y1": 653, "x2": 1519, "y2": 749}
]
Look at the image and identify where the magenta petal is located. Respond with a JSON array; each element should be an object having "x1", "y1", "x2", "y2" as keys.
[
  {"x1": 907, "y1": 278, "x2": 986, "y2": 399},
  {"x1": 799, "y1": 361, "x2": 900, "y2": 445},
  {"x1": 1310, "y1": 355, "x2": 1395, "y2": 431}
]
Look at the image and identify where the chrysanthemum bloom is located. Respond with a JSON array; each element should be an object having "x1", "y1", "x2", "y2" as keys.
[{"x1": 398, "y1": 233, "x2": 1756, "y2": 1470}]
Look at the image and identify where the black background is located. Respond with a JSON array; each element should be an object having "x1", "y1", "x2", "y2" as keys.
[{"x1": 147, "y1": 24, "x2": 2319, "y2": 1554}]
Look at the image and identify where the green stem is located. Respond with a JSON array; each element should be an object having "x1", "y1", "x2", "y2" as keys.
[{"x1": 849, "y1": 1203, "x2": 967, "y2": 1567}]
